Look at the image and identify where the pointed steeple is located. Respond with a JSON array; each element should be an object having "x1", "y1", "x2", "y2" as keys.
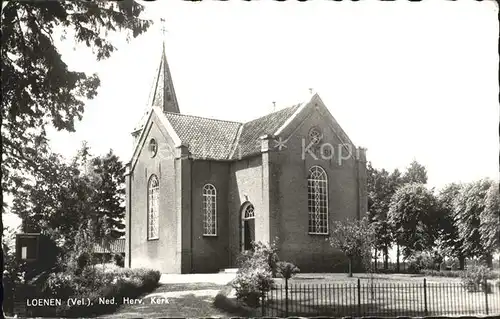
[{"x1": 150, "y1": 42, "x2": 180, "y2": 114}]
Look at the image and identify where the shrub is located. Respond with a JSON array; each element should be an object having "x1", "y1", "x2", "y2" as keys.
[
  {"x1": 232, "y1": 266, "x2": 274, "y2": 308},
  {"x1": 460, "y1": 263, "x2": 493, "y2": 293},
  {"x1": 406, "y1": 252, "x2": 440, "y2": 274},
  {"x1": 232, "y1": 240, "x2": 278, "y2": 307},
  {"x1": 276, "y1": 261, "x2": 300, "y2": 280},
  {"x1": 114, "y1": 254, "x2": 124, "y2": 267},
  {"x1": 37, "y1": 266, "x2": 161, "y2": 317}
]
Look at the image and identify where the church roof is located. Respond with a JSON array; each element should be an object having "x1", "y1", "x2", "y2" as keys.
[
  {"x1": 165, "y1": 113, "x2": 241, "y2": 160},
  {"x1": 162, "y1": 103, "x2": 301, "y2": 160},
  {"x1": 232, "y1": 103, "x2": 302, "y2": 159},
  {"x1": 130, "y1": 44, "x2": 350, "y2": 162}
]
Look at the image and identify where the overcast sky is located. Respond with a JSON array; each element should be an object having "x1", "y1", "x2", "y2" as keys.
[{"x1": 7, "y1": 0, "x2": 499, "y2": 229}]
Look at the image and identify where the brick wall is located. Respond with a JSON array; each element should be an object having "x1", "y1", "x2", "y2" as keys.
[
  {"x1": 227, "y1": 156, "x2": 263, "y2": 267},
  {"x1": 126, "y1": 113, "x2": 180, "y2": 273},
  {"x1": 270, "y1": 100, "x2": 366, "y2": 272},
  {"x1": 190, "y1": 160, "x2": 231, "y2": 273}
]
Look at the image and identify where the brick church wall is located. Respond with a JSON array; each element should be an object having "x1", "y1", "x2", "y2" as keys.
[
  {"x1": 270, "y1": 102, "x2": 366, "y2": 272},
  {"x1": 126, "y1": 114, "x2": 180, "y2": 273},
  {"x1": 227, "y1": 156, "x2": 264, "y2": 267},
  {"x1": 190, "y1": 160, "x2": 231, "y2": 273}
]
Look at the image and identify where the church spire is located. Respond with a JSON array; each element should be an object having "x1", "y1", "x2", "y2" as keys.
[{"x1": 150, "y1": 20, "x2": 180, "y2": 114}]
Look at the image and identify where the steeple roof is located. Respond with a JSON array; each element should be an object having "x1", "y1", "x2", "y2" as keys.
[{"x1": 150, "y1": 43, "x2": 180, "y2": 114}]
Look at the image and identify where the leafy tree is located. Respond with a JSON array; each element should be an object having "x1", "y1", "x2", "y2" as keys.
[
  {"x1": 1, "y1": 0, "x2": 151, "y2": 196},
  {"x1": 454, "y1": 179, "x2": 493, "y2": 264},
  {"x1": 402, "y1": 160, "x2": 428, "y2": 184},
  {"x1": 388, "y1": 183, "x2": 440, "y2": 259},
  {"x1": 366, "y1": 163, "x2": 403, "y2": 270},
  {"x1": 328, "y1": 218, "x2": 375, "y2": 277},
  {"x1": 480, "y1": 182, "x2": 500, "y2": 255},
  {"x1": 436, "y1": 183, "x2": 465, "y2": 269},
  {"x1": 90, "y1": 150, "x2": 126, "y2": 239},
  {"x1": 12, "y1": 144, "x2": 126, "y2": 255}
]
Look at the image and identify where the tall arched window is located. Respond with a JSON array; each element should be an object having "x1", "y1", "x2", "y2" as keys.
[
  {"x1": 148, "y1": 175, "x2": 160, "y2": 240},
  {"x1": 202, "y1": 184, "x2": 217, "y2": 236},
  {"x1": 307, "y1": 166, "x2": 329, "y2": 234}
]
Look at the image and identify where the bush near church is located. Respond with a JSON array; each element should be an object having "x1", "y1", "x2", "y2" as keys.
[
  {"x1": 232, "y1": 240, "x2": 279, "y2": 307},
  {"x1": 37, "y1": 266, "x2": 161, "y2": 317},
  {"x1": 460, "y1": 262, "x2": 496, "y2": 293}
]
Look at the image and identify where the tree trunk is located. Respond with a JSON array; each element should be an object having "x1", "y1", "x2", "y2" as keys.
[
  {"x1": 383, "y1": 245, "x2": 389, "y2": 270},
  {"x1": 348, "y1": 257, "x2": 353, "y2": 277},
  {"x1": 396, "y1": 244, "x2": 400, "y2": 272},
  {"x1": 459, "y1": 256, "x2": 465, "y2": 270},
  {"x1": 485, "y1": 253, "x2": 493, "y2": 268},
  {"x1": 374, "y1": 248, "x2": 378, "y2": 271}
]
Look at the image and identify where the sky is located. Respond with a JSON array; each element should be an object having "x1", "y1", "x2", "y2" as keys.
[{"x1": 5, "y1": 1, "x2": 499, "y2": 229}]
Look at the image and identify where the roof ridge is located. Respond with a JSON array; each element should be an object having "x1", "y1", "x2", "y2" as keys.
[
  {"x1": 165, "y1": 112, "x2": 243, "y2": 125},
  {"x1": 228, "y1": 124, "x2": 244, "y2": 160},
  {"x1": 242, "y1": 103, "x2": 301, "y2": 125}
]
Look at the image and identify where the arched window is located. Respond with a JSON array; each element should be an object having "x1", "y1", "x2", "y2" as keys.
[
  {"x1": 243, "y1": 204, "x2": 255, "y2": 219},
  {"x1": 307, "y1": 166, "x2": 328, "y2": 234},
  {"x1": 203, "y1": 184, "x2": 217, "y2": 236},
  {"x1": 148, "y1": 175, "x2": 160, "y2": 240}
]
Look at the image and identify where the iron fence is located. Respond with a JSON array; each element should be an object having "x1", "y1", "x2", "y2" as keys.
[{"x1": 262, "y1": 278, "x2": 500, "y2": 317}]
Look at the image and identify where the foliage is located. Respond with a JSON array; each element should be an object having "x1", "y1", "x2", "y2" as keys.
[
  {"x1": 366, "y1": 162, "x2": 405, "y2": 268},
  {"x1": 1, "y1": 1, "x2": 151, "y2": 199},
  {"x1": 460, "y1": 262, "x2": 494, "y2": 293},
  {"x1": 328, "y1": 217, "x2": 375, "y2": 277},
  {"x1": 402, "y1": 160, "x2": 428, "y2": 184},
  {"x1": 435, "y1": 183, "x2": 464, "y2": 262},
  {"x1": 233, "y1": 240, "x2": 278, "y2": 307},
  {"x1": 237, "y1": 238, "x2": 280, "y2": 278},
  {"x1": 276, "y1": 261, "x2": 300, "y2": 280},
  {"x1": 479, "y1": 182, "x2": 500, "y2": 254},
  {"x1": 405, "y1": 251, "x2": 442, "y2": 274},
  {"x1": 41, "y1": 266, "x2": 161, "y2": 316},
  {"x1": 12, "y1": 144, "x2": 126, "y2": 255},
  {"x1": 2, "y1": 226, "x2": 26, "y2": 314},
  {"x1": 388, "y1": 183, "x2": 440, "y2": 259},
  {"x1": 454, "y1": 179, "x2": 493, "y2": 259},
  {"x1": 114, "y1": 254, "x2": 125, "y2": 267}
]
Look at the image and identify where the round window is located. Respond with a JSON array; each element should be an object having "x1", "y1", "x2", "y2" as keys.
[
  {"x1": 309, "y1": 128, "x2": 323, "y2": 145},
  {"x1": 149, "y1": 138, "x2": 158, "y2": 157}
]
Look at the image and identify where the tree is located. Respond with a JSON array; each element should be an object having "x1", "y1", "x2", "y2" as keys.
[
  {"x1": 328, "y1": 218, "x2": 375, "y2": 277},
  {"x1": 454, "y1": 179, "x2": 493, "y2": 264},
  {"x1": 12, "y1": 144, "x2": 126, "y2": 254},
  {"x1": 436, "y1": 183, "x2": 465, "y2": 269},
  {"x1": 1, "y1": 0, "x2": 151, "y2": 196},
  {"x1": 480, "y1": 182, "x2": 500, "y2": 256},
  {"x1": 366, "y1": 162, "x2": 404, "y2": 270},
  {"x1": 402, "y1": 160, "x2": 428, "y2": 184},
  {"x1": 388, "y1": 183, "x2": 440, "y2": 259},
  {"x1": 91, "y1": 150, "x2": 126, "y2": 239}
]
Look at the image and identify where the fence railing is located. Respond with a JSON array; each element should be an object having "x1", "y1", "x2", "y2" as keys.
[{"x1": 262, "y1": 278, "x2": 500, "y2": 317}]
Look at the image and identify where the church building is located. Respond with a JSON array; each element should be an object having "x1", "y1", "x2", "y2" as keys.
[{"x1": 125, "y1": 44, "x2": 368, "y2": 274}]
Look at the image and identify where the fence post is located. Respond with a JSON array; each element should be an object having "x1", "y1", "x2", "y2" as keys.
[
  {"x1": 484, "y1": 278, "x2": 489, "y2": 315},
  {"x1": 285, "y1": 280, "x2": 289, "y2": 317},
  {"x1": 261, "y1": 289, "x2": 266, "y2": 317},
  {"x1": 423, "y1": 278, "x2": 428, "y2": 316},
  {"x1": 357, "y1": 278, "x2": 361, "y2": 316}
]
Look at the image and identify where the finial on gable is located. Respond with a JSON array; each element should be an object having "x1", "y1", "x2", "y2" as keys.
[{"x1": 149, "y1": 18, "x2": 180, "y2": 114}]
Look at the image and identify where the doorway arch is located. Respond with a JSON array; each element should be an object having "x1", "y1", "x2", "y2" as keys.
[{"x1": 241, "y1": 202, "x2": 255, "y2": 252}]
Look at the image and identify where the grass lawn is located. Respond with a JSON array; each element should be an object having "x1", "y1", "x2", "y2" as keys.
[
  {"x1": 264, "y1": 273, "x2": 500, "y2": 317},
  {"x1": 99, "y1": 282, "x2": 232, "y2": 318}
]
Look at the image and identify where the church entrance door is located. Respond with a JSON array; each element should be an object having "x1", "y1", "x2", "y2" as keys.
[{"x1": 241, "y1": 203, "x2": 255, "y2": 252}]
